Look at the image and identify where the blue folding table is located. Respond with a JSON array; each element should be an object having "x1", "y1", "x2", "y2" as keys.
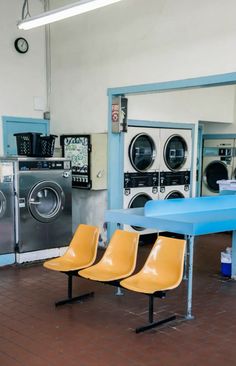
[{"x1": 105, "y1": 195, "x2": 236, "y2": 319}]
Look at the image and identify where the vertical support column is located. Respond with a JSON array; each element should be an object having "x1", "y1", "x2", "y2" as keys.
[
  {"x1": 186, "y1": 235, "x2": 195, "y2": 320},
  {"x1": 231, "y1": 231, "x2": 236, "y2": 279},
  {"x1": 107, "y1": 93, "x2": 124, "y2": 242}
]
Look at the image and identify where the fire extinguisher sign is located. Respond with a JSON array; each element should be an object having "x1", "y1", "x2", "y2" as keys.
[
  {"x1": 111, "y1": 96, "x2": 128, "y2": 133},
  {"x1": 112, "y1": 103, "x2": 119, "y2": 123}
]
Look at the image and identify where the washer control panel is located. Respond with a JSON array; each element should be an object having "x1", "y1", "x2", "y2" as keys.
[
  {"x1": 124, "y1": 172, "x2": 159, "y2": 188},
  {"x1": 18, "y1": 160, "x2": 71, "y2": 171},
  {"x1": 160, "y1": 171, "x2": 191, "y2": 186}
]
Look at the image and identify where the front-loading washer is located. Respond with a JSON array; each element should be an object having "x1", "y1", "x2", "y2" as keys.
[
  {"x1": 160, "y1": 128, "x2": 192, "y2": 172},
  {"x1": 123, "y1": 185, "x2": 158, "y2": 234},
  {"x1": 159, "y1": 185, "x2": 190, "y2": 200},
  {"x1": 0, "y1": 159, "x2": 15, "y2": 254},
  {"x1": 124, "y1": 126, "x2": 160, "y2": 173},
  {"x1": 201, "y1": 139, "x2": 234, "y2": 196},
  {"x1": 14, "y1": 157, "x2": 72, "y2": 253},
  {"x1": 159, "y1": 171, "x2": 191, "y2": 200}
]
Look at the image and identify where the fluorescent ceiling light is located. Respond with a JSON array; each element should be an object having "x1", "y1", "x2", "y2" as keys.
[{"x1": 18, "y1": 0, "x2": 123, "y2": 30}]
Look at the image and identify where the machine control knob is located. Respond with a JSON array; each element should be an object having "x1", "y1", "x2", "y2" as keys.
[
  {"x1": 63, "y1": 171, "x2": 70, "y2": 178},
  {"x1": 152, "y1": 187, "x2": 158, "y2": 194},
  {"x1": 124, "y1": 188, "x2": 130, "y2": 196}
]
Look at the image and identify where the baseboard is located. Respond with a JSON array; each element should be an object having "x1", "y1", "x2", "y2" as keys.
[{"x1": 16, "y1": 246, "x2": 68, "y2": 264}]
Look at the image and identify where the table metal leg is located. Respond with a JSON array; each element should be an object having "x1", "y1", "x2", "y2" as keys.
[
  {"x1": 183, "y1": 234, "x2": 188, "y2": 280},
  {"x1": 186, "y1": 235, "x2": 195, "y2": 320},
  {"x1": 232, "y1": 231, "x2": 236, "y2": 279}
]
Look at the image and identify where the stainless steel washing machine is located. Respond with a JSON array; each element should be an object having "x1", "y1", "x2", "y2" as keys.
[
  {"x1": 14, "y1": 158, "x2": 72, "y2": 253},
  {"x1": 201, "y1": 139, "x2": 234, "y2": 196},
  {"x1": 160, "y1": 128, "x2": 192, "y2": 172},
  {"x1": 0, "y1": 159, "x2": 15, "y2": 254},
  {"x1": 124, "y1": 127, "x2": 160, "y2": 173}
]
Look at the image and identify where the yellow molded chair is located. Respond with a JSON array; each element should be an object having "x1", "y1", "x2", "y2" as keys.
[
  {"x1": 43, "y1": 224, "x2": 99, "y2": 306},
  {"x1": 79, "y1": 230, "x2": 139, "y2": 284},
  {"x1": 120, "y1": 236, "x2": 186, "y2": 333}
]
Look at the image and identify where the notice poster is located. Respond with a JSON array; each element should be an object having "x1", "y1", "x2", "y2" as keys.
[{"x1": 62, "y1": 136, "x2": 89, "y2": 173}]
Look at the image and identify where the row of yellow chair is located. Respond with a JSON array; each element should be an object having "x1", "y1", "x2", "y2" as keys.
[{"x1": 44, "y1": 224, "x2": 186, "y2": 333}]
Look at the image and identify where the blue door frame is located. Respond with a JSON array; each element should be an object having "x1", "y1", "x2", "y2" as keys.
[
  {"x1": 107, "y1": 72, "x2": 236, "y2": 237},
  {"x1": 2, "y1": 116, "x2": 49, "y2": 156}
]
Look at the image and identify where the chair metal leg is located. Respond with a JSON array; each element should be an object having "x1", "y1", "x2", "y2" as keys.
[
  {"x1": 115, "y1": 286, "x2": 124, "y2": 296},
  {"x1": 135, "y1": 294, "x2": 176, "y2": 333},
  {"x1": 55, "y1": 273, "x2": 94, "y2": 307},
  {"x1": 149, "y1": 295, "x2": 154, "y2": 323},
  {"x1": 68, "y1": 273, "x2": 72, "y2": 299}
]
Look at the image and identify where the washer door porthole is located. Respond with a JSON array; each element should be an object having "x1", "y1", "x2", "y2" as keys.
[
  {"x1": 164, "y1": 135, "x2": 187, "y2": 171},
  {"x1": 28, "y1": 181, "x2": 65, "y2": 223},
  {"x1": 129, "y1": 133, "x2": 156, "y2": 172},
  {"x1": 203, "y1": 161, "x2": 228, "y2": 193},
  {"x1": 129, "y1": 193, "x2": 152, "y2": 231},
  {"x1": 165, "y1": 191, "x2": 185, "y2": 199}
]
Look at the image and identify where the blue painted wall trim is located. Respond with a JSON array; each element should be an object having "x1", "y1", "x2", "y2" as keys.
[
  {"x1": 128, "y1": 119, "x2": 195, "y2": 130},
  {"x1": 203, "y1": 133, "x2": 236, "y2": 139},
  {"x1": 197, "y1": 125, "x2": 203, "y2": 197},
  {"x1": 108, "y1": 72, "x2": 236, "y2": 96},
  {"x1": 0, "y1": 254, "x2": 15, "y2": 266}
]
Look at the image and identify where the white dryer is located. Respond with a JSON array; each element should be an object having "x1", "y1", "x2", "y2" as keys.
[
  {"x1": 123, "y1": 186, "x2": 158, "y2": 234},
  {"x1": 160, "y1": 129, "x2": 192, "y2": 172},
  {"x1": 202, "y1": 139, "x2": 234, "y2": 196},
  {"x1": 124, "y1": 127, "x2": 160, "y2": 173}
]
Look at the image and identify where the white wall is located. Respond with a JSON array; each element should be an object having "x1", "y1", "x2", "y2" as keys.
[
  {"x1": 0, "y1": 0, "x2": 47, "y2": 155},
  {"x1": 49, "y1": 0, "x2": 236, "y2": 230},
  {"x1": 128, "y1": 86, "x2": 235, "y2": 124},
  {"x1": 49, "y1": 0, "x2": 236, "y2": 136}
]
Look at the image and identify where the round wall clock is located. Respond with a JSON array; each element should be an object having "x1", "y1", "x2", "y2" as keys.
[{"x1": 14, "y1": 37, "x2": 29, "y2": 54}]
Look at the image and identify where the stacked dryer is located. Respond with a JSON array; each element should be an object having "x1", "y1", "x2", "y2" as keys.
[
  {"x1": 202, "y1": 139, "x2": 234, "y2": 196},
  {"x1": 159, "y1": 129, "x2": 192, "y2": 200},
  {"x1": 123, "y1": 127, "x2": 159, "y2": 234}
]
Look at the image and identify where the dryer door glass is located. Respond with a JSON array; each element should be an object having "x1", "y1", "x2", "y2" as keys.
[
  {"x1": 129, "y1": 193, "x2": 152, "y2": 231},
  {"x1": 204, "y1": 161, "x2": 228, "y2": 192},
  {"x1": 129, "y1": 133, "x2": 156, "y2": 172},
  {"x1": 29, "y1": 181, "x2": 65, "y2": 223},
  {"x1": 164, "y1": 135, "x2": 187, "y2": 171},
  {"x1": 166, "y1": 191, "x2": 184, "y2": 199},
  {"x1": 0, "y1": 190, "x2": 6, "y2": 219}
]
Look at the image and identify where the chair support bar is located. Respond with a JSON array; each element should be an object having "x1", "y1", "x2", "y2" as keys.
[
  {"x1": 135, "y1": 294, "x2": 176, "y2": 333},
  {"x1": 55, "y1": 292, "x2": 94, "y2": 307},
  {"x1": 55, "y1": 272, "x2": 94, "y2": 307}
]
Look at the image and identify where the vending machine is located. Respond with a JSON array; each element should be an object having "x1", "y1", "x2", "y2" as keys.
[{"x1": 60, "y1": 133, "x2": 107, "y2": 190}]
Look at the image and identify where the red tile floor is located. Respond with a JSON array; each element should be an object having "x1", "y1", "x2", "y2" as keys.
[{"x1": 0, "y1": 233, "x2": 236, "y2": 366}]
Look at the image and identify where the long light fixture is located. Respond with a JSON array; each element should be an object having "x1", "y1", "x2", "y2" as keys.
[{"x1": 18, "y1": 0, "x2": 123, "y2": 30}]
